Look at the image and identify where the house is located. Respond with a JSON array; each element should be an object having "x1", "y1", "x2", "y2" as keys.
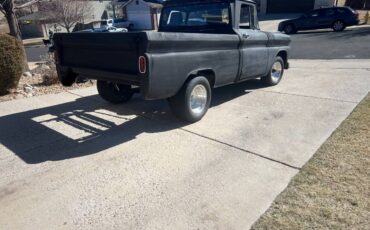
[
  {"x1": 18, "y1": 0, "x2": 112, "y2": 39},
  {"x1": 256, "y1": 0, "x2": 338, "y2": 14},
  {"x1": 345, "y1": 0, "x2": 370, "y2": 9},
  {"x1": 115, "y1": 0, "x2": 163, "y2": 30}
]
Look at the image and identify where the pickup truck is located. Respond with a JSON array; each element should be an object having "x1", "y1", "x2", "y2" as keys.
[{"x1": 54, "y1": 0, "x2": 291, "y2": 122}]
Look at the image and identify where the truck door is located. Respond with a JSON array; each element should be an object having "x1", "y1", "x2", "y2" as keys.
[{"x1": 237, "y1": 2, "x2": 268, "y2": 80}]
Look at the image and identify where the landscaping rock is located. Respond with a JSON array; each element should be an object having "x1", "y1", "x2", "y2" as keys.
[
  {"x1": 23, "y1": 72, "x2": 32, "y2": 77},
  {"x1": 24, "y1": 86, "x2": 33, "y2": 94},
  {"x1": 40, "y1": 64, "x2": 51, "y2": 70}
]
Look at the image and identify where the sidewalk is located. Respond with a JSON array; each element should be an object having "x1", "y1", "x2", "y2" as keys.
[{"x1": 23, "y1": 37, "x2": 45, "y2": 47}]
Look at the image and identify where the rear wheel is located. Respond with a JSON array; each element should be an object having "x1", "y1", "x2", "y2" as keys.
[
  {"x1": 168, "y1": 76, "x2": 211, "y2": 123},
  {"x1": 284, "y1": 24, "x2": 296, "y2": 34},
  {"x1": 97, "y1": 80, "x2": 134, "y2": 104},
  {"x1": 332, "y1": 20, "x2": 345, "y2": 32},
  {"x1": 261, "y1": 56, "x2": 284, "y2": 86}
]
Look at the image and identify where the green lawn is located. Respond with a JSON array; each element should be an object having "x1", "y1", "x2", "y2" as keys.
[{"x1": 252, "y1": 94, "x2": 370, "y2": 230}]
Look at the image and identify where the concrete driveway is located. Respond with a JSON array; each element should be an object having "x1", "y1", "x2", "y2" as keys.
[{"x1": 1, "y1": 60, "x2": 369, "y2": 229}]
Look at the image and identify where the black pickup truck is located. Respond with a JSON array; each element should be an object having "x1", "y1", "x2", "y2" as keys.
[{"x1": 54, "y1": 0, "x2": 291, "y2": 122}]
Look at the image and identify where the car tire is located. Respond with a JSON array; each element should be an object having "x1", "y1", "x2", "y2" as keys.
[
  {"x1": 261, "y1": 56, "x2": 285, "y2": 86},
  {"x1": 168, "y1": 76, "x2": 211, "y2": 123},
  {"x1": 332, "y1": 20, "x2": 345, "y2": 32},
  {"x1": 284, "y1": 24, "x2": 296, "y2": 34},
  {"x1": 128, "y1": 24, "x2": 134, "y2": 31},
  {"x1": 97, "y1": 80, "x2": 134, "y2": 104}
]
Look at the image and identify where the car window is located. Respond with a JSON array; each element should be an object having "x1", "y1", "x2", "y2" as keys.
[
  {"x1": 320, "y1": 9, "x2": 335, "y2": 16},
  {"x1": 337, "y1": 7, "x2": 352, "y2": 14},
  {"x1": 239, "y1": 4, "x2": 252, "y2": 29}
]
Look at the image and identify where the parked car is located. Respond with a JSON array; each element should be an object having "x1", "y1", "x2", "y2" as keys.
[
  {"x1": 76, "y1": 26, "x2": 128, "y2": 33},
  {"x1": 54, "y1": 0, "x2": 291, "y2": 123},
  {"x1": 278, "y1": 7, "x2": 360, "y2": 34},
  {"x1": 113, "y1": 18, "x2": 135, "y2": 30}
]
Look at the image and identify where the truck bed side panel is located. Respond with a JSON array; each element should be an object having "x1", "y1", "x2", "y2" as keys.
[{"x1": 145, "y1": 32, "x2": 240, "y2": 100}]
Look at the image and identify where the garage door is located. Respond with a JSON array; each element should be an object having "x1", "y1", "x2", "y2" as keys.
[{"x1": 267, "y1": 0, "x2": 315, "y2": 13}]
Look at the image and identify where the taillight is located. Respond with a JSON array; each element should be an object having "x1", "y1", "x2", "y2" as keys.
[{"x1": 138, "y1": 56, "x2": 146, "y2": 74}]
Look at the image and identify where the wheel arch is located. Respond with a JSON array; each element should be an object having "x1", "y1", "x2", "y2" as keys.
[
  {"x1": 276, "y1": 50, "x2": 288, "y2": 69},
  {"x1": 186, "y1": 68, "x2": 216, "y2": 88}
]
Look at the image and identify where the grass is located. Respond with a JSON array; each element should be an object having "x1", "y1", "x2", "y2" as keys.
[{"x1": 252, "y1": 94, "x2": 370, "y2": 230}]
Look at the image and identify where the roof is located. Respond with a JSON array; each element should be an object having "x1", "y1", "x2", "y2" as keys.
[
  {"x1": 163, "y1": 0, "x2": 256, "y2": 6},
  {"x1": 115, "y1": 0, "x2": 163, "y2": 8},
  {"x1": 116, "y1": 0, "x2": 163, "y2": 4},
  {"x1": 18, "y1": 11, "x2": 54, "y2": 22}
]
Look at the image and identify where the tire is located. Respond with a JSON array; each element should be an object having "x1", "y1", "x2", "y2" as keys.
[
  {"x1": 284, "y1": 24, "x2": 296, "y2": 34},
  {"x1": 168, "y1": 76, "x2": 211, "y2": 123},
  {"x1": 128, "y1": 24, "x2": 134, "y2": 31},
  {"x1": 332, "y1": 20, "x2": 345, "y2": 32},
  {"x1": 261, "y1": 56, "x2": 284, "y2": 86},
  {"x1": 97, "y1": 80, "x2": 134, "y2": 104}
]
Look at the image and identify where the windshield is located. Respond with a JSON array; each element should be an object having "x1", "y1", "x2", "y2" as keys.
[{"x1": 159, "y1": 3, "x2": 230, "y2": 32}]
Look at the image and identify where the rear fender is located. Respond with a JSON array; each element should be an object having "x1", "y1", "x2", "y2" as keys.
[{"x1": 187, "y1": 68, "x2": 216, "y2": 88}]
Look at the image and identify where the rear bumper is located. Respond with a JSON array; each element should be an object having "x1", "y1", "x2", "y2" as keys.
[
  {"x1": 57, "y1": 66, "x2": 141, "y2": 85},
  {"x1": 57, "y1": 65, "x2": 150, "y2": 96},
  {"x1": 71, "y1": 67, "x2": 141, "y2": 85}
]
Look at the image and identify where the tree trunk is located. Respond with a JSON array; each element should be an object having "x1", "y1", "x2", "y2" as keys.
[
  {"x1": 5, "y1": 12, "x2": 22, "y2": 40},
  {"x1": 3, "y1": 1, "x2": 30, "y2": 71}
]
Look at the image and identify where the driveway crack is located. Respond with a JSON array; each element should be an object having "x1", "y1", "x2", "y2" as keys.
[{"x1": 258, "y1": 90, "x2": 359, "y2": 104}]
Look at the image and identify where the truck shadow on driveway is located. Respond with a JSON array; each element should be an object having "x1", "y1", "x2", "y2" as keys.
[{"x1": 0, "y1": 80, "x2": 266, "y2": 164}]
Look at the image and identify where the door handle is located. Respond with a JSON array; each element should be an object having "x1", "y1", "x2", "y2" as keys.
[{"x1": 242, "y1": 34, "x2": 250, "y2": 39}]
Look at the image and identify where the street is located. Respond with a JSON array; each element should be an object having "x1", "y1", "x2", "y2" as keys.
[
  {"x1": 1, "y1": 59, "x2": 369, "y2": 229},
  {"x1": 25, "y1": 26, "x2": 370, "y2": 62},
  {"x1": 290, "y1": 26, "x2": 370, "y2": 59},
  {"x1": 26, "y1": 46, "x2": 48, "y2": 62}
]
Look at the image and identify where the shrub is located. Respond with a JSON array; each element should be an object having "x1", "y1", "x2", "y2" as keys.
[{"x1": 0, "y1": 34, "x2": 25, "y2": 95}]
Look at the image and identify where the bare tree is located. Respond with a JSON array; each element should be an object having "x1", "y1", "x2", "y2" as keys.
[
  {"x1": 1, "y1": 0, "x2": 20, "y2": 39},
  {"x1": 51, "y1": 0, "x2": 92, "y2": 33},
  {"x1": 0, "y1": 0, "x2": 36, "y2": 70}
]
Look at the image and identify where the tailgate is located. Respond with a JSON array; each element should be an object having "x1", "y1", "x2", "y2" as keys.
[{"x1": 54, "y1": 32, "x2": 147, "y2": 75}]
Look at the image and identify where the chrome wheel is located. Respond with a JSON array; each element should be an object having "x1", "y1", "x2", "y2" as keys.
[
  {"x1": 271, "y1": 61, "x2": 283, "y2": 83},
  {"x1": 189, "y1": 84, "x2": 207, "y2": 115}
]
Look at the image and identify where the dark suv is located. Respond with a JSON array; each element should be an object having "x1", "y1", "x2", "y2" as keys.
[{"x1": 278, "y1": 7, "x2": 360, "y2": 34}]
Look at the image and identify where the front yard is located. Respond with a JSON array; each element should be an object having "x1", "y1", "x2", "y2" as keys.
[{"x1": 252, "y1": 94, "x2": 370, "y2": 229}]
